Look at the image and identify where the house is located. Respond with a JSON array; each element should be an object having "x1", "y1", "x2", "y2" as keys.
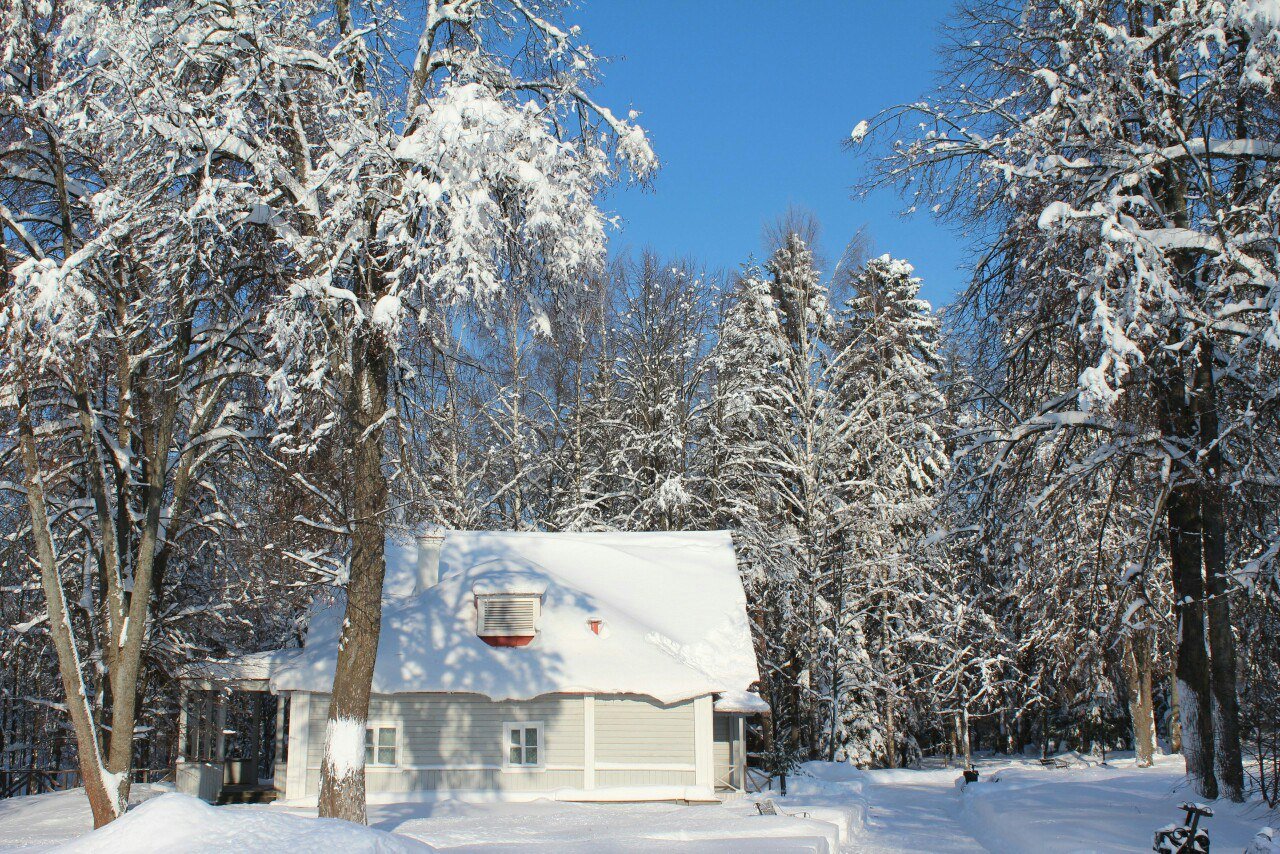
[{"x1": 175, "y1": 530, "x2": 767, "y2": 805}]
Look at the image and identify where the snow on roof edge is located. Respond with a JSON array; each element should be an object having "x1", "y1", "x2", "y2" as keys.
[{"x1": 714, "y1": 690, "x2": 770, "y2": 714}]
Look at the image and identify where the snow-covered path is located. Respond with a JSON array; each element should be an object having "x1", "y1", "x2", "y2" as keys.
[
  {"x1": 838, "y1": 754, "x2": 1275, "y2": 853},
  {"x1": 850, "y1": 769, "x2": 987, "y2": 852},
  {"x1": 781, "y1": 753, "x2": 1275, "y2": 853}
]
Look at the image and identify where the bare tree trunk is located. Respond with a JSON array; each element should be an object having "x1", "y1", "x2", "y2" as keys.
[
  {"x1": 1157, "y1": 351, "x2": 1218, "y2": 800},
  {"x1": 317, "y1": 328, "x2": 391, "y2": 824},
  {"x1": 1123, "y1": 629, "x2": 1157, "y2": 768},
  {"x1": 16, "y1": 390, "x2": 121, "y2": 827},
  {"x1": 1169, "y1": 674, "x2": 1182, "y2": 754},
  {"x1": 1195, "y1": 343, "x2": 1245, "y2": 801},
  {"x1": 884, "y1": 691, "x2": 897, "y2": 769},
  {"x1": 1143, "y1": 10, "x2": 1218, "y2": 797},
  {"x1": 1165, "y1": 486, "x2": 1218, "y2": 798},
  {"x1": 826, "y1": 581, "x2": 845, "y2": 763}
]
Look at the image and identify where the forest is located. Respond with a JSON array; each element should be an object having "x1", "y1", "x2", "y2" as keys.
[{"x1": 2, "y1": 0, "x2": 1279, "y2": 832}]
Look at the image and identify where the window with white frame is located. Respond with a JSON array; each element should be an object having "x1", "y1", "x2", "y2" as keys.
[
  {"x1": 503, "y1": 722, "x2": 543, "y2": 768},
  {"x1": 365, "y1": 725, "x2": 397, "y2": 766}
]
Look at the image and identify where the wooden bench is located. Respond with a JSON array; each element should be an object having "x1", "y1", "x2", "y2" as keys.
[
  {"x1": 755, "y1": 799, "x2": 809, "y2": 818},
  {"x1": 1039, "y1": 757, "x2": 1070, "y2": 769}
]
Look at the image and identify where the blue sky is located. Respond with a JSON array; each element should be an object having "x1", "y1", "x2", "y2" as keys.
[{"x1": 571, "y1": 1, "x2": 968, "y2": 308}]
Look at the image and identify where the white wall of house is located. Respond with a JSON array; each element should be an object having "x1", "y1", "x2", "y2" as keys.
[{"x1": 283, "y1": 690, "x2": 722, "y2": 800}]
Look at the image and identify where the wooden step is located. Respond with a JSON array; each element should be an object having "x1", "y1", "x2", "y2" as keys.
[{"x1": 216, "y1": 784, "x2": 280, "y2": 805}]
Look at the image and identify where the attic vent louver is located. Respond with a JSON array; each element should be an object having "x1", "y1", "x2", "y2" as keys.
[{"x1": 476, "y1": 594, "x2": 540, "y2": 647}]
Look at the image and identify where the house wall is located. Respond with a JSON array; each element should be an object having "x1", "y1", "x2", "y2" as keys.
[
  {"x1": 594, "y1": 694, "x2": 695, "y2": 785},
  {"x1": 289, "y1": 691, "x2": 714, "y2": 798}
]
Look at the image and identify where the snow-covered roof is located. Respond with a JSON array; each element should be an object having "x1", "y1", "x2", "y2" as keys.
[
  {"x1": 713, "y1": 690, "x2": 770, "y2": 715},
  {"x1": 268, "y1": 530, "x2": 761, "y2": 706},
  {"x1": 181, "y1": 650, "x2": 289, "y2": 686}
]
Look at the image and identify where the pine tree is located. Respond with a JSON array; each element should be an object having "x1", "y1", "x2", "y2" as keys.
[{"x1": 822, "y1": 255, "x2": 949, "y2": 766}]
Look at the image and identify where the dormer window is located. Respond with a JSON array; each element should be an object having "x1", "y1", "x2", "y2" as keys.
[{"x1": 476, "y1": 594, "x2": 541, "y2": 647}]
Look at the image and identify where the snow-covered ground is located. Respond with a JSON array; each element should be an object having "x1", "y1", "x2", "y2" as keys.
[
  {"x1": 776, "y1": 752, "x2": 1278, "y2": 853},
  {"x1": 1, "y1": 753, "x2": 1276, "y2": 852},
  {"x1": 0, "y1": 787, "x2": 840, "y2": 852}
]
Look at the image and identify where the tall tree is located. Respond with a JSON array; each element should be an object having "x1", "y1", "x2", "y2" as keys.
[
  {"x1": 241, "y1": 0, "x2": 655, "y2": 822},
  {"x1": 822, "y1": 255, "x2": 949, "y2": 765},
  {"x1": 860, "y1": 0, "x2": 1280, "y2": 798},
  {"x1": 1, "y1": 0, "x2": 264, "y2": 823}
]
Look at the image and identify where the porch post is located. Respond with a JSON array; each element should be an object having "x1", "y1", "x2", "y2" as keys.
[
  {"x1": 175, "y1": 687, "x2": 190, "y2": 765},
  {"x1": 285, "y1": 691, "x2": 311, "y2": 799},
  {"x1": 582, "y1": 695, "x2": 596, "y2": 790},
  {"x1": 214, "y1": 692, "x2": 228, "y2": 760},
  {"x1": 736, "y1": 715, "x2": 747, "y2": 791},
  {"x1": 694, "y1": 695, "x2": 714, "y2": 790}
]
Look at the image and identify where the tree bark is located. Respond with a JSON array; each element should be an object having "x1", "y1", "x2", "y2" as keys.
[
  {"x1": 1194, "y1": 342, "x2": 1245, "y2": 801},
  {"x1": 1169, "y1": 674, "x2": 1182, "y2": 754},
  {"x1": 1143, "y1": 6, "x2": 1219, "y2": 799},
  {"x1": 317, "y1": 327, "x2": 391, "y2": 824},
  {"x1": 884, "y1": 691, "x2": 897, "y2": 769},
  {"x1": 16, "y1": 388, "x2": 121, "y2": 827},
  {"x1": 1155, "y1": 346, "x2": 1218, "y2": 800},
  {"x1": 1123, "y1": 629, "x2": 1157, "y2": 768}
]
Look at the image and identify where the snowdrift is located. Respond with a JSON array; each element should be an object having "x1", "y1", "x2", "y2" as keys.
[{"x1": 54, "y1": 793, "x2": 433, "y2": 853}]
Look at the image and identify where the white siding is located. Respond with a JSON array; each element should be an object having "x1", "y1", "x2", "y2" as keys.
[
  {"x1": 302, "y1": 692, "x2": 584, "y2": 796},
  {"x1": 304, "y1": 767, "x2": 584, "y2": 795},
  {"x1": 595, "y1": 769, "x2": 696, "y2": 787},
  {"x1": 594, "y1": 695, "x2": 695, "y2": 765},
  {"x1": 295, "y1": 691, "x2": 707, "y2": 796}
]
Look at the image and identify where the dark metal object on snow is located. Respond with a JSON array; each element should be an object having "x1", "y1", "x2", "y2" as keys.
[{"x1": 1153, "y1": 802, "x2": 1212, "y2": 854}]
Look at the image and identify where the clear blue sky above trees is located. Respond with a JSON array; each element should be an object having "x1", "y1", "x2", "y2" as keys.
[{"x1": 574, "y1": 0, "x2": 966, "y2": 307}]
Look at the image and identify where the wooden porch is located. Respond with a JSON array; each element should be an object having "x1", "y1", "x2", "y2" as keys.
[{"x1": 177, "y1": 657, "x2": 290, "y2": 804}]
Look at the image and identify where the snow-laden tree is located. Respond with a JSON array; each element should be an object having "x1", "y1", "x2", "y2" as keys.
[
  {"x1": 1, "y1": 0, "x2": 271, "y2": 823},
  {"x1": 709, "y1": 229, "x2": 953, "y2": 773},
  {"x1": 858, "y1": 0, "x2": 1280, "y2": 799},
  {"x1": 3, "y1": 0, "x2": 653, "y2": 824},
  {"x1": 821, "y1": 255, "x2": 949, "y2": 766},
  {"x1": 735, "y1": 233, "x2": 844, "y2": 764},
  {"x1": 539, "y1": 272, "x2": 616, "y2": 532},
  {"x1": 709, "y1": 249, "x2": 810, "y2": 779},
  {"x1": 596, "y1": 255, "x2": 716, "y2": 531},
  {"x1": 182, "y1": 0, "x2": 657, "y2": 821}
]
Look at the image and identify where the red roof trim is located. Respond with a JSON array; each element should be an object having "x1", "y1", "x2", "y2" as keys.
[{"x1": 480, "y1": 635, "x2": 535, "y2": 647}]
